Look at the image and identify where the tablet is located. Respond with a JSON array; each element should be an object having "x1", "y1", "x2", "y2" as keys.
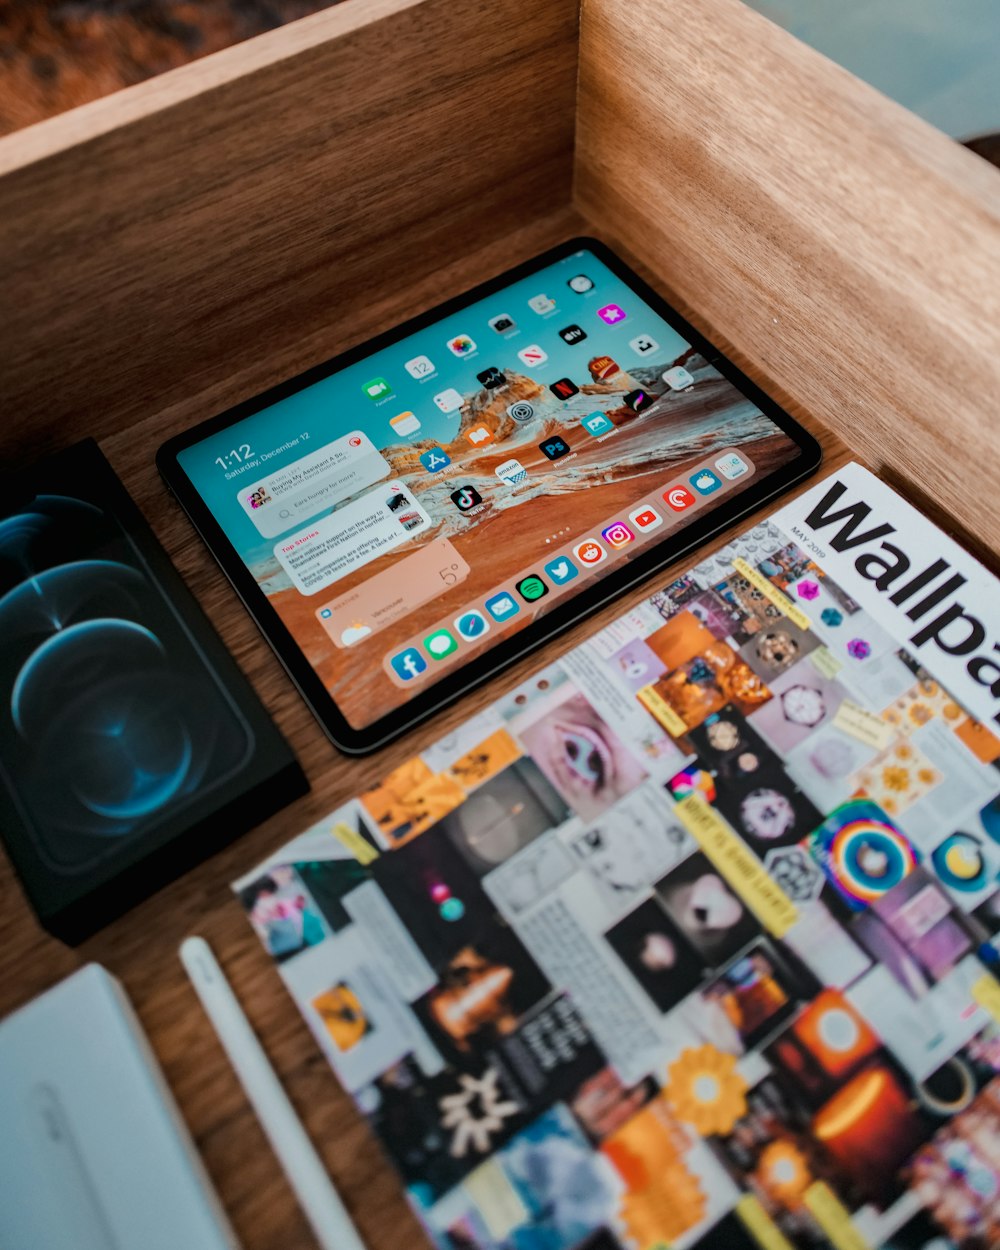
[{"x1": 158, "y1": 238, "x2": 821, "y2": 753}]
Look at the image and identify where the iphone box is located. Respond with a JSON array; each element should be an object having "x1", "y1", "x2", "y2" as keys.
[{"x1": 0, "y1": 440, "x2": 306, "y2": 942}]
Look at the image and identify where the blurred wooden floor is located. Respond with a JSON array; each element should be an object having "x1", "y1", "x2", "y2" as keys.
[{"x1": 0, "y1": 0, "x2": 335, "y2": 135}]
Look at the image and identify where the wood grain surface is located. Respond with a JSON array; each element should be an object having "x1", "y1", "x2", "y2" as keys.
[
  {"x1": 0, "y1": 207, "x2": 850, "y2": 1250},
  {"x1": 0, "y1": 0, "x2": 579, "y2": 463},
  {"x1": 1, "y1": 0, "x2": 996, "y2": 1246},
  {"x1": 575, "y1": 0, "x2": 1000, "y2": 555}
]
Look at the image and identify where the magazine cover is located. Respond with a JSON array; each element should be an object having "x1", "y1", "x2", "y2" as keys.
[{"x1": 234, "y1": 463, "x2": 1000, "y2": 1250}]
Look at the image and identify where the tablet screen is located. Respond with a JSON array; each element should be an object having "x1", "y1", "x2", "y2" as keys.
[{"x1": 171, "y1": 242, "x2": 814, "y2": 736}]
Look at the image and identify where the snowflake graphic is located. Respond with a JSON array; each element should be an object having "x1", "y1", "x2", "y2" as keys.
[{"x1": 438, "y1": 1068, "x2": 520, "y2": 1158}]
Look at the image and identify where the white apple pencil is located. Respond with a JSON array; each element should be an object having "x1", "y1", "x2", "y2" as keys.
[{"x1": 180, "y1": 935, "x2": 366, "y2": 1250}]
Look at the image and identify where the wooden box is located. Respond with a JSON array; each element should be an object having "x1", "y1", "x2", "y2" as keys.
[{"x1": 1, "y1": 0, "x2": 998, "y2": 1246}]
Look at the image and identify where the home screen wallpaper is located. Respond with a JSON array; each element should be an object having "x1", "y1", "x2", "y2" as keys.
[{"x1": 178, "y1": 247, "x2": 802, "y2": 730}]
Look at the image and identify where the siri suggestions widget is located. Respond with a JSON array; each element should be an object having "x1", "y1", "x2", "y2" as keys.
[{"x1": 384, "y1": 447, "x2": 756, "y2": 687}]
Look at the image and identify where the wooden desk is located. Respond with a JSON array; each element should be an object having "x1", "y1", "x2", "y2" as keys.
[
  {"x1": 0, "y1": 0, "x2": 996, "y2": 1245},
  {"x1": 0, "y1": 216, "x2": 849, "y2": 1248}
]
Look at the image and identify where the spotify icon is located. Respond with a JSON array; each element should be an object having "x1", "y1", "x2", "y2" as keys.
[{"x1": 516, "y1": 574, "x2": 549, "y2": 603}]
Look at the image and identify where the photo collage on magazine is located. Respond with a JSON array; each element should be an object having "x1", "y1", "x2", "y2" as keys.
[{"x1": 235, "y1": 512, "x2": 1000, "y2": 1250}]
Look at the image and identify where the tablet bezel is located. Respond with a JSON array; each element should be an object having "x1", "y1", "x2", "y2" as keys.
[{"x1": 157, "y1": 236, "x2": 821, "y2": 755}]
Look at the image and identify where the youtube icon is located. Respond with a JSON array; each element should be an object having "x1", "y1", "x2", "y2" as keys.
[{"x1": 629, "y1": 505, "x2": 663, "y2": 532}]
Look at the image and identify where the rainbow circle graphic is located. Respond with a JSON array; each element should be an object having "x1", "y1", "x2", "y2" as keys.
[{"x1": 828, "y1": 818, "x2": 918, "y2": 904}]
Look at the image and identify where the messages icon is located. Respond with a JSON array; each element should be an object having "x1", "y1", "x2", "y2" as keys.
[{"x1": 424, "y1": 629, "x2": 458, "y2": 660}]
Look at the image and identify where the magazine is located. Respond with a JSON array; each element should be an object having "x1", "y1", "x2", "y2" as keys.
[{"x1": 234, "y1": 463, "x2": 1000, "y2": 1250}]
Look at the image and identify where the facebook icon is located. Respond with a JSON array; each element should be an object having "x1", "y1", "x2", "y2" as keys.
[{"x1": 390, "y1": 647, "x2": 427, "y2": 681}]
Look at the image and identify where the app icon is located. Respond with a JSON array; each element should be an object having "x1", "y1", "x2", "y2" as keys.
[
  {"x1": 539, "y1": 435, "x2": 571, "y2": 461},
  {"x1": 559, "y1": 324, "x2": 587, "y2": 346},
  {"x1": 389, "y1": 411, "x2": 421, "y2": 437},
  {"x1": 691, "y1": 469, "x2": 722, "y2": 495},
  {"x1": 419, "y1": 447, "x2": 451, "y2": 473},
  {"x1": 716, "y1": 451, "x2": 750, "y2": 480},
  {"x1": 516, "y1": 574, "x2": 549, "y2": 602},
  {"x1": 434, "y1": 388, "x2": 464, "y2": 413},
  {"x1": 629, "y1": 334, "x2": 659, "y2": 356},
  {"x1": 390, "y1": 647, "x2": 427, "y2": 681},
  {"x1": 550, "y1": 377, "x2": 580, "y2": 401},
  {"x1": 662, "y1": 365, "x2": 695, "y2": 390},
  {"x1": 363, "y1": 376, "x2": 392, "y2": 402},
  {"x1": 574, "y1": 539, "x2": 606, "y2": 566},
  {"x1": 507, "y1": 400, "x2": 535, "y2": 424},
  {"x1": 624, "y1": 389, "x2": 655, "y2": 413},
  {"x1": 528, "y1": 294, "x2": 556, "y2": 315},
  {"x1": 629, "y1": 505, "x2": 662, "y2": 532},
  {"x1": 424, "y1": 629, "x2": 458, "y2": 660},
  {"x1": 450, "y1": 485, "x2": 483, "y2": 512},
  {"x1": 582, "y1": 410, "x2": 614, "y2": 437},
  {"x1": 588, "y1": 355, "x2": 620, "y2": 381},
  {"x1": 319, "y1": 608, "x2": 332, "y2": 619},
  {"x1": 447, "y1": 334, "x2": 477, "y2": 357},
  {"x1": 664, "y1": 485, "x2": 696, "y2": 511},
  {"x1": 597, "y1": 304, "x2": 626, "y2": 325},
  {"x1": 489, "y1": 313, "x2": 516, "y2": 334},
  {"x1": 568, "y1": 274, "x2": 594, "y2": 293},
  {"x1": 476, "y1": 366, "x2": 506, "y2": 390},
  {"x1": 518, "y1": 344, "x2": 548, "y2": 368},
  {"x1": 485, "y1": 592, "x2": 520, "y2": 622},
  {"x1": 466, "y1": 424, "x2": 494, "y2": 446},
  {"x1": 495, "y1": 458, "x2": 527, "y2": 485},
  {"x1": 455, "y1": 610, "x2": 490, "y2": 641},
  {"x1": 602, "y1": 521, "x2": 635, "y2": 548},
  {"x1": 544, "y1": 555, "x2": 578, "y2": 584},
  {"x1": 405, "y1": 355, "x2": 435, "y2": 379}
]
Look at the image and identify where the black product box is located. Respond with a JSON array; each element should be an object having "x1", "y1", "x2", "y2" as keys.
[{"x1": 0, "y1": 440, "x2": 307, "y2": 942}]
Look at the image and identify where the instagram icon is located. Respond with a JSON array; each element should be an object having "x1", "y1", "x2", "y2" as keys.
[{"x1": 601, "y1": 522, "x2": 634, "y2": 548}]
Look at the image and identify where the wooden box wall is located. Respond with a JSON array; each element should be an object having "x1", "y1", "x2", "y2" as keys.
[{"x1": 0, "y1": 2, "x2": 998, "y2": 1248}]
